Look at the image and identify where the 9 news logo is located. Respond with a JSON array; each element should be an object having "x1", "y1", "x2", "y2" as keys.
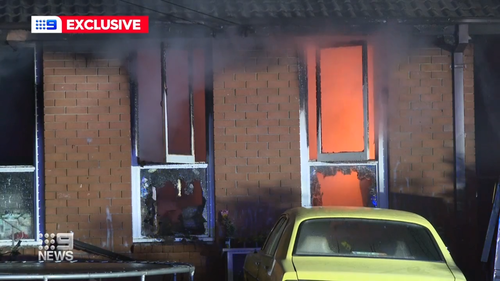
[
  {"x1": 37, "y1": 232, "x2": 74, "y2": 261},
  {"x1": 31, "y1": 16, "x2": 62, "y2": 33}
]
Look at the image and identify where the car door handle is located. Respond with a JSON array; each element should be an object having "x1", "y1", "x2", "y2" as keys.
[{"x1": 255, "y1": 261, "x2": 260, "y2": 266}]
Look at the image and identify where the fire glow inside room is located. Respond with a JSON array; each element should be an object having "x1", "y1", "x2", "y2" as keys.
[{"x1": 305, "y1": 42, "x2": 378, "y2": 208}]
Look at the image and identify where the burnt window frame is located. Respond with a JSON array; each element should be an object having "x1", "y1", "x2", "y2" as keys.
[
  {"x1": 0, "y1": 44, "x2": 45, "y2": 246},
  {"x1": 313, "y1": 41, "x2": 370, "y2": 162},
  {"x1": 130, "y1": 41, "x2": 215, "y2": 242}
]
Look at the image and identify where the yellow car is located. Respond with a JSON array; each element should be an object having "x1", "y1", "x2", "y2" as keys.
[{"x1": 243, "y1": 206, "x2": 466, "y2": 281}]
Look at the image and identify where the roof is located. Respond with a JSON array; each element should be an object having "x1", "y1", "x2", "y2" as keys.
[
  {"x1": 1, "y1": 0, "x2": 500, "y2": 25},
  {"x1": 285, "y1": 206, "x2": 432, "y2": 226}
]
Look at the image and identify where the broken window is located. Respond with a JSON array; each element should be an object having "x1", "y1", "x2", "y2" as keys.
[
  {"x1": 306, "y1": 42, "x2": 376, "y2": 162},
  {"x1": 0, "y1": 46, "x2": 38, "y2": 242},
  {"x1": 134, "y1": 43, "x2": 211, "y2": 241},
  {"x1": 140, "y1": 168, "x2": 208, "y2": 238},
  {"x1": 310, "y1": 165, "x2": 378, "y2": 208}
]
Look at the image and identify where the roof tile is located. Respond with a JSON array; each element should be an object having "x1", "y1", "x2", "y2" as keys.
[{"x1": 1, "y1": 0, "x2": 500, "y2": 24}]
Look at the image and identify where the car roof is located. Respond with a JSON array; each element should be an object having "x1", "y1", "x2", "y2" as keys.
[{"x1": 284, "y1": 206, "x2": 432, "y2": 226}]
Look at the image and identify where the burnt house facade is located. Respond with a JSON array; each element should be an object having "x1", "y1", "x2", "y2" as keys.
[{"x1": 1, "y1": 0, "x2": 500, "y2": 280}]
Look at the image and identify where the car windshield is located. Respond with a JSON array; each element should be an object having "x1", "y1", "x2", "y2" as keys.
[{"x1": 293, "y1": 218, "x2": 443, "y2": 262}]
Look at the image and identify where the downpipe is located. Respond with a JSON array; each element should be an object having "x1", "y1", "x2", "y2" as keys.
[
  {"x1": 452, "y1": 24, "x2": 469, "y2": 218},
  {"x1": 451, "y1": 23, "x2": 470, "y2": 276}
]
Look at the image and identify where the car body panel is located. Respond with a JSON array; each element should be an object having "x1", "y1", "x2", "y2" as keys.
[{"x1": 243, "y1": 206, "x2": 467, "y2": 281}]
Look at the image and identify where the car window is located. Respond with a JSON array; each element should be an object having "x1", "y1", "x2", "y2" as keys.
[
  {"x1": 261, "y1": 217, "x2": 287, "y2": 257},
  {"x1": 293, "y1": 218, "x2": 444, "y2": 262}
]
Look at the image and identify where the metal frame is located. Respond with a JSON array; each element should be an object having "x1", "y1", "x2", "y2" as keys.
[
  {"x1": 494, "y1": 213, "x2": 500, "y2": 280},
  {"x1": 298, "y1": 48, "x2": 311, "y2": 207},
  {"x1": 34, "y1": 43, "x2": 45, "y2": 240},
  {"x1": 315, "y1": 42, "x2": 370, "y2": 162},
  {"x1": 0, "y1": 261, "x2": 195, "y2": 281},
  {"x1": 223, "y1": 248, "x2": 260, "y2": 281},
  {"x1": 0, "y1": 43, "x2": 43, "y2": 246},
  {"x1": 162, "y1": 44, "x2": 196, "y2": 164},
  {"x1": 129, "y1": 50, "x2": 140, "y2": 167},
  {"x1": 131, "y1": 42, "x2": 215, "y2": 243},
  {"x1": 482, "y1": 180, "x2": 500, "y2": 262}
]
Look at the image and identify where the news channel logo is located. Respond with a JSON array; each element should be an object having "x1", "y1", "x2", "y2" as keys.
[
  {"x1": 38, "y1": 232, "x2": 74, "y2": 261},
  {"x1": 31, "y1": 16, "x2": 62, "y2": 33}
]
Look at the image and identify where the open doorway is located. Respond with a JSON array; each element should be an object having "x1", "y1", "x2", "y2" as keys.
[{"x1": 474, "y1": 35, "x2": 500, "y2": 281}]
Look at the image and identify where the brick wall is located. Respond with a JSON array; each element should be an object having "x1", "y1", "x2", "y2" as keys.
[
  {"x1": 387, "y1": 43, "x2": 477, "y2": 278},
  {"x1": 212, "y1": 40, "x2": 302, "y2": 236},
  {"x1": 388, "y1": 46, "x2": 455, "y2": 230},
  {"x1": 43, "y1": 52, "x2": 132, "y2": 255}
]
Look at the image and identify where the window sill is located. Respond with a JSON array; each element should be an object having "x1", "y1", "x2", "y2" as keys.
[
  {"x1": 0, "y1": 165, "x2": 36, "y2": 172},
  {"x1": 133, "y1": 163, "x2": 208, "y2": 169},
  {"x1": 133, "y1": 237, "x2": 214, "y2": 244},
  {"x1": 308, "y1": 160, "x2": 378, "y2": 166}
]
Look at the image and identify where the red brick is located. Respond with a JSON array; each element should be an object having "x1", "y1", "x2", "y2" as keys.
[
  {"x1": 421, "y1": 64, "x2": 443, "y2": 72},
  {"x1": 247, "y1": 80, "x2": 268, "y2": 88},
  {"x1": 258, "y1": 73, "x2": 278, "y2": 80},
  {"x1": 235, "y1": 73, "x2": 256, "y2": 81}
]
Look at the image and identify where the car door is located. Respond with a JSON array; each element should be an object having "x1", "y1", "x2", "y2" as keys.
[
  {"x1": 256, "y1": 216, "x2": 288, "y2": 281},
  {"x1": 244, "y1": 250, "x2": 261, "y2": 281}
]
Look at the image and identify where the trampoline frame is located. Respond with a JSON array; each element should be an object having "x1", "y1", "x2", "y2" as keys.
[{"x1": 0, "y1": 261, "x2": 195, "y2": 281}]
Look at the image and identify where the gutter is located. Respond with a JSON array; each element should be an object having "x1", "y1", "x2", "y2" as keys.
[
  {"x1": 452, "y1": 24, "x2": 469, "y2": 218},
  {"x1": 0, "y1": 23, "x2": 30, "y2": 30}
]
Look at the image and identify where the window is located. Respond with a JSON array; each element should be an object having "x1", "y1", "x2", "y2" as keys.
[
  {"x1": 0, "y1": 46, "x2": 41, "y2": 244},
  {"x1": 132, "y1": 43, "x2": 213, "y2": 241},
  {"x1": 306, "y1": 42, "x2": 376, "y2": 162},
  {"x1": 261, "y1": 216, "x2": 288, "y2": 257},
  {"x1": 162, "y1": 47, "x2": 206, "y2": 164},
  {"x1": 310, "y1": 165, "x2": 378, "y2": 207},
  {"x1": 294, "y1": 218, "x2": 443, "y2": 262},
  {"x1": 302, "y1": 41, "x2": 380, "y2": 208}
]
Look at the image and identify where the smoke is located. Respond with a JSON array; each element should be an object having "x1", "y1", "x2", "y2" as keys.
[
  {"x1": 1, "y1": 21, "x2": 436, "y2": 165},
  {"x1": 97, "y1": 22, "x2": 428, "y2": 163}
]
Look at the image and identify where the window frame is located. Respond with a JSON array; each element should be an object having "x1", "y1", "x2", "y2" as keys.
[
  {"x1": 314, "y1": 41, "x2": 370, "y2": 162},
  {"x1": 261, "y1": 215, "x2": 288, "y2": 257},
  {"x1": 130, "y1": 42, "x2": 215, "y2": 243},
  {"x1": 161, "y1": 45, "x2": 197, "y2": 164},
  {"x1": 0, "y1": 44, "x2": 44, "y2": 246}
]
